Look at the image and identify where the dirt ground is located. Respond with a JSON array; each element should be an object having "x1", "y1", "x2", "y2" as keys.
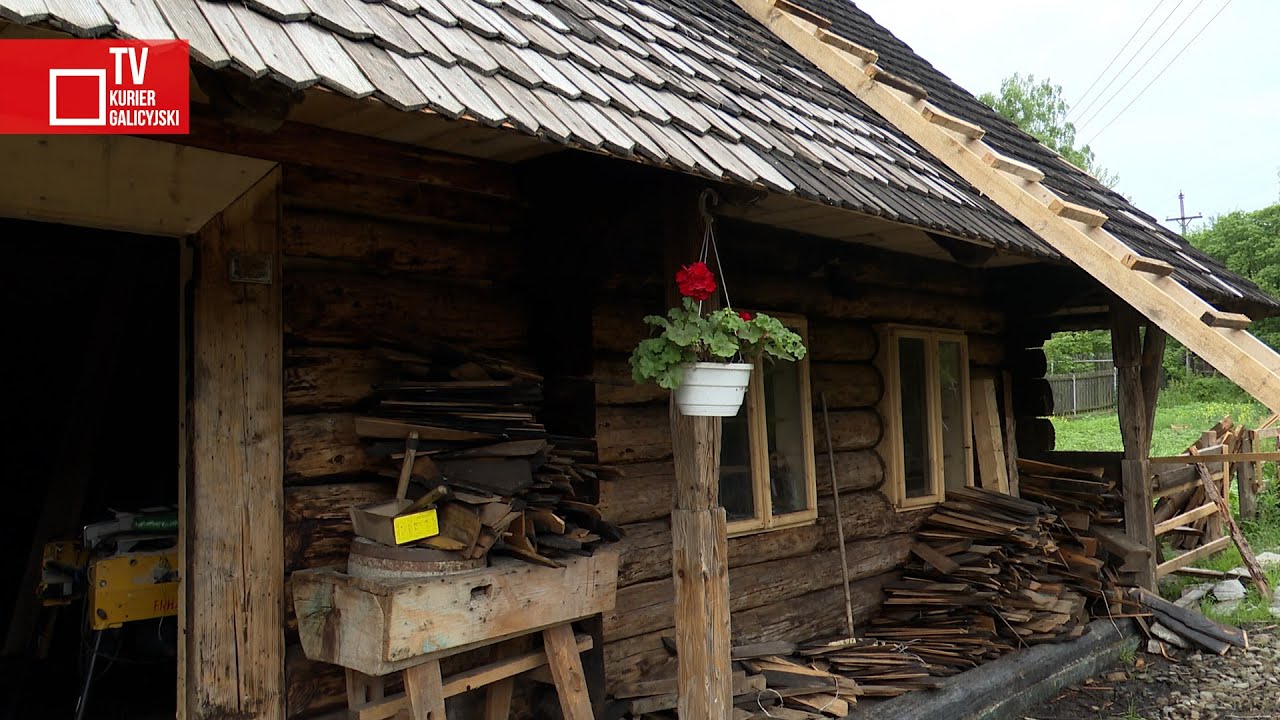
[{"x1": 1027, "y1": 624, "x2": 1279, "y2": 720}]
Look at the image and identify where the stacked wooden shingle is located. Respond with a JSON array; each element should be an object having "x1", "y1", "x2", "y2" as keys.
[
  {"x1": 353, "y1": 348, "x2": 621, "y2": 567},
  {"x1": 851, "y1": 487, "x2": 1089, "y2": 687}
]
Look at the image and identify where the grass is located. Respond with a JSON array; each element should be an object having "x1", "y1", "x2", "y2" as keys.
[{"x1": 1052, "y1": 399, "x2": 1270, "y2": 457}]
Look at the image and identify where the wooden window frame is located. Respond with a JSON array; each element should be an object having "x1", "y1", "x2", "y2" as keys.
[
  {"x1": 725, "y1": 313, "x2": 818, "y2": 537},
  {"x1": 877, "y1": 325, "x2": 974, "y2": 510}
]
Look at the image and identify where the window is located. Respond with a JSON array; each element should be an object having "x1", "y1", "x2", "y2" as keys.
[
  {"x1": 879, "y1": 326, "x2": 973, "y2": 509},
  {"x1": 719, "y1": 314, "x2": 817, "y2": 536}
]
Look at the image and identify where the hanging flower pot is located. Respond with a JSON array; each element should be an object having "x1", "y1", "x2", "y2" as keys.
[
  {"x1": 672, "y1": 361, "x2": 755, "y2": 416},
  {"x1": 629, "y1": 192, "x2": 806, "y2": 417}
]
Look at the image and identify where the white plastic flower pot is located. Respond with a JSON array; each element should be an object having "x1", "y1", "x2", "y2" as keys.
[{"x1": 673, "y1": 362, "x2": 754, "y2": 416}]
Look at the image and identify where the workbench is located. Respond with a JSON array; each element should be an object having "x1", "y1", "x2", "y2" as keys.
[{"x1": 292, "y1": 551, "x2": 618, "y2": 719}]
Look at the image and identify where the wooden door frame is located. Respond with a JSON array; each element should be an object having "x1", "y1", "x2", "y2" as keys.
[{"x1": 182, "y1": 166, "x2": 285, "y2": 720}]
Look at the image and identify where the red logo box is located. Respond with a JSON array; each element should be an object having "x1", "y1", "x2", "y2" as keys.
[{"x1": 0, "y1": 39, "x2": 189, "y2": 134}]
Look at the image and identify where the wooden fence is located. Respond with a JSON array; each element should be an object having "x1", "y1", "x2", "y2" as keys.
[{"x1": 1047, "y1": 369, "x2": 1116, "y2": 415}]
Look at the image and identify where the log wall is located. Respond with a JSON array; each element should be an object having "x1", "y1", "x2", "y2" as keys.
[
  {"x1": 593, "y1": 223, "x2": 1010, "y2": 688},
  {"x1": 271, "y1": 150, "x2": 1025, "y2": 710},
  {"x1": 278, "y1": 163, "x2": 528, "y2": 718}
]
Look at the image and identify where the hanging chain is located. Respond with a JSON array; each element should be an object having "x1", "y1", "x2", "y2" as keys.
[{"x1": 698, "y1": 188, "x2": 733, "y2": 311}]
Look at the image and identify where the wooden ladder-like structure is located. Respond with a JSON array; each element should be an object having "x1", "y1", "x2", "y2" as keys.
[{"x1": 733, "y1": 0, "x2": 1280, "y2": 414}]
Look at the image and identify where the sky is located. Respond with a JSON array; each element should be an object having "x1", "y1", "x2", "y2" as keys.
[{"x1": 853, "y1": 0, "x2": 1280, "y2": 233}]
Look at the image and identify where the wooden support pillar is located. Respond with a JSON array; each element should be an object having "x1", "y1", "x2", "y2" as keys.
[
  {"x1": 670, "y1": 404, "x2": 732, "y2": 719},
  {"x1": 186, "y1": 167, "x2": 285, "y2": 719},
  {"x1": 664, "y1": 179, "x2": 731, "y2": 719},
  {"x1": 1111, "y1": 303, "x2": 1156, "y2": 589}
]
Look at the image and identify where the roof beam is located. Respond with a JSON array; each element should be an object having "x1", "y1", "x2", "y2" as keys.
[{"x1": 733, "y1": 0, "x2": 1280, "y2": 413}]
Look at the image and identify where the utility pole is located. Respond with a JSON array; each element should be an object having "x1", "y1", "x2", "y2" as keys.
[{"x1": 1165, "y1": 190, "x2": 1202, "y2": 235}]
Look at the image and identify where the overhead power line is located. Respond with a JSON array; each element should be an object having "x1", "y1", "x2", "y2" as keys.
[
  {"x1": 1086, "y1": 0, "x2": 1235, "y2": 144},
  {"x1": 1068, "y1": 0, "x2": 1187, "y2": 123},
  {"x1": 1069, "y1": 0, "x2": 1166, "y2": 112},
  {"x1": 1077, "y1": 0, "x2": 1213, "y2": 132}
]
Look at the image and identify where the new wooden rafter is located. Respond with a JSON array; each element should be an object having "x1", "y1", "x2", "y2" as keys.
[{"x1": 734, "y1": 0, "x2": 1280, "y2": 414}]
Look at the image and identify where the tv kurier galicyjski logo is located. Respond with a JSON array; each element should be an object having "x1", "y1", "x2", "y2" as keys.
[{"x1": 0, "y1": 39, "x2": 189, "y2": 134}]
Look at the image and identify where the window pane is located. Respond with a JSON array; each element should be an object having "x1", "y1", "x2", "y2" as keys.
[
  {"x1": 898, "y1": 337, "x2": 932, "y2": 499},
  {"x1": 938, "y1": 340, "x2": 968, "y2": 491},
  {"x1": 719, "y1": 400, "x2": 755, "y2": 521},
  {"x1": 763, "y1": 358, "x2": 809, "y2": 517}
]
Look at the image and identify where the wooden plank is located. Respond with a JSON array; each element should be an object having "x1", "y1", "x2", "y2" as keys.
[
  {"x1": 1047, "y1": 197, "x2": 1108, "y2": 227},
  {"x1": 726, "y1": 0, "x2": 1280, "y2": 415},
  {"x1": 1154, "y1": 503, "x2": 1218, "y2": 537},
  {"x1": 970, "y1": 375, "x2": 1010, "y2": 493},
  {"x1": 921, "y1": 105, "x2": 985, "y2": 140},
  {"x1": 1156, "y1": 535, "x2": 1232, "y2": 577},
  {"x1": 1001, "y1": 371, "x2": 1020, "y2": 496},
  {"x1": 543, "y1": 623, "x2": 594, "y2": 720},
  {"x1": 768, "y1": 0, "x2": 831, "y2": 29},
  {"x1": 1238, "y1": 432, "x2": 1257, "y2": 520},
  {"x1": 814, "y1": 27, "x2": 877, "y2": 63},
  {"x1": 1201, "y1": 310, "x2": 1252, "y2": 330},
  {"x1": 1122, "y1": 254, "x2": 1175, "y2": 277},
  {"x1": 187, "y1": 169, "x2": 284, "y2": 720},
  {"x1": 1150, "y1": 452, "x2": 1280, "y2": 464},
  {"x1": 292, "y1": 553, "x2": 617, "y2": 676},
  {"x1": 980, "y1": 149, "x2": 1044, "y2": 182},
  {"x1": 349, "y1": 635, "x2": 593, "y2": 720},
  {"x1": 1197, "y1": 464, "x2": 1271, "y2": 598},
  {"x1": 403, "y1": 660, "x2": 446, "y2": 720},
  {"x1": 863, "y1": 64, "x2": 928, "y2": 100},
  {"x1": 179, "y1": 110, "x2": 516, "y2": 198}
]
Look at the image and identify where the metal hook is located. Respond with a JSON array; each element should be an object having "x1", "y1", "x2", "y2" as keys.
[{"x1": 698, "y1": 188, "x2": 719, "y2": 224}]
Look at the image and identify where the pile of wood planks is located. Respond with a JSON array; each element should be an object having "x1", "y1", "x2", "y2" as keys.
[
  {"x1": 615, "y1": 642, "x2": 860, "y2": 719},
  {"x1": 857, "y1": 487, "x2": 1091, "y2": 684},
  {"x1": 1016, "y1": 458, "x2": 1149, "y2": 612},
  {"x1": 352, "y1": 347, "x2": 622, "y2": 567}
]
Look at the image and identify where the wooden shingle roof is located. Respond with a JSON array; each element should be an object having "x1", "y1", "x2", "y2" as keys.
[{"x1": 3, "y1": 0, "x2": 1274, "y2": 309}]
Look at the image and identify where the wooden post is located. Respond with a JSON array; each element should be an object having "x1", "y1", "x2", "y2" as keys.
[
  {"x1": 1238, "y1": 430, "x2": 1257, "y2": 520},
  {"x1": 670, "y1": 404, "x2": 732, "y2": 719},
  {"x1": 664, "y1": 180, "x2": 732, "y2": 719},
  {"x1": 1111, "y1": 304, "x2": 1156, "y2": 589},
  {"x1": 186, "y1": 168, "x2": 285, "y2": 719}
]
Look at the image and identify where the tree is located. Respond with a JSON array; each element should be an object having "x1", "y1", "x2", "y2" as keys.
[
  {"x1": 979, "y1": 73, "x2": 1118, "y2": 188},
  {"x1": 1187, "y1": 204, "x2": 1280, "y2": 349}
]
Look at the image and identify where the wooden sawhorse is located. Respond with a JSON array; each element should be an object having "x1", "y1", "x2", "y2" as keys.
[{"x1": 343, "y1": 622, "x2": 594, "y2": 720}]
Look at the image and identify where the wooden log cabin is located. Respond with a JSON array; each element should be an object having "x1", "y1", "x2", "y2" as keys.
[{"x1": 1, "y1": 0, "x2": 1278, "y2": 718}]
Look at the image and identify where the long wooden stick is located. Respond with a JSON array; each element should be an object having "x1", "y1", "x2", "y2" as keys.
[
  {"x1": 821, "y1": 393, "x2": 855, "y2": 636},
  {"x1": 1196, "y1": 463, "x2": 1271, "y2": 599}
]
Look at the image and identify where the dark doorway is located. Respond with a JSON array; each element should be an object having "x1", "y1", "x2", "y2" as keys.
[{"x1": 0, "y1": 220, "x2": 179, "y2": 719}]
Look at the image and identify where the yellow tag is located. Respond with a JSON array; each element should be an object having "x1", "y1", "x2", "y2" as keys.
[{"x1": 392, "y1": 508, "x2": 440, "y2": 544}]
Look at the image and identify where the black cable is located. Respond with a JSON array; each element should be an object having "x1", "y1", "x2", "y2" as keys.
[
  {"x1": 1077, "y1": 0, "x2": 1215, "y2": 132},
  {"x1": 1069, "y1": 0, "x2": 1189, "y2": 123},
  {"x1": 1086, "y1": 0, "x2": 1235, "y2": 144},
  {"x1": 1068, "y1": 0, "x2": 1167, "y2": 112}
]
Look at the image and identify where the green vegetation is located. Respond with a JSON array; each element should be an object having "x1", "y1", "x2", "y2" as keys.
[
  {"x1": 978, "y1": 73, "x2": 1118, "y2": 187},
  {"x1": 1187, "y1": 203, "x2": 1280, "y2": 349},
  {"x1": 1053, "y1": 383, "x2": 1267, "y2": 457}
]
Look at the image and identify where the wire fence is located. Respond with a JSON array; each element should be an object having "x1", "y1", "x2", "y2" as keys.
[{"x1": 1047, "y1": 369, "x2": 1117, "y2": 415}]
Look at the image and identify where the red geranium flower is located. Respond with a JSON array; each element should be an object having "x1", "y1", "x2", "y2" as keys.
[
  {"x1": 675, "y1": 262, "x2": 717, "y2": 302},
  {"x1": 738, "y1": 311, "x2": 753, "y2": 321}
]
